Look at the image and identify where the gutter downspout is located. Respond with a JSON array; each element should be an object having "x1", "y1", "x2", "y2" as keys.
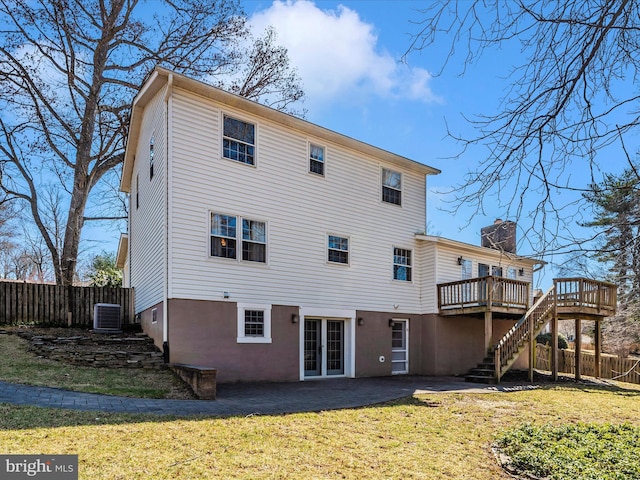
[{"x1": 162, "y1": 73, "x2": 173, "y2": 360}]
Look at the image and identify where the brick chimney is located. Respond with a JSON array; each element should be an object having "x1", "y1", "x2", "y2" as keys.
[{"x1": 481, "y1": 219, "x2": 516, "y2": 253}]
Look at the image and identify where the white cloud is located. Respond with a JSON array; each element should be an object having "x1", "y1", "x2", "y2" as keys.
[{"x1": 249, "y1": 0, "x2": 440, "y2": 107}]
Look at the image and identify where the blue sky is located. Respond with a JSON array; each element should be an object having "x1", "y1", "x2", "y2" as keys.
[
  {"x1": 87, "y1": 0, "x2": 632, "y2": 288},
  {"x1": 243, "y1": 1, "x2": 540, "y2": 248}
]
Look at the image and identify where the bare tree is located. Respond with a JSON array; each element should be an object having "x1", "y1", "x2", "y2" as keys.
[
  {"x1": 0, "y1": 0, "x2": 304, "y2": 285},
  {"x1": 406, "y1": 1, "x2": 640, "y2": 256}
]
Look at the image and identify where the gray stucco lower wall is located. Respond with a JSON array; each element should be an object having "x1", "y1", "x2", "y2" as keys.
[
  {"x1": 147, "y1": 299, "x2": 521, "y2": 382},
  {"x1": 139, "y1": 302, "x2": 164, "y2": 351},
  {"x1": 167, "y1": 299, "x2": 300, "y2": 383}
]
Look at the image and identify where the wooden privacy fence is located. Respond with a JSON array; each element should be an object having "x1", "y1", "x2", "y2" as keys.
[
  {"x1": 536, "y1": 344, "x2": 640, "y2": 386},
  {"x1": 0, "y1": 281, "x2": 133, "y2": 327}
]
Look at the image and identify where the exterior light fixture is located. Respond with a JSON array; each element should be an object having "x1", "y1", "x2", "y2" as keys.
[
  {"x1": 291, "y1": 313, "x2": 299, "y2": 324},
  {"x1": 357, "y1": 317, "x2": 364, "y2": 326},
  {"x1": 457, "y1": 256, "x2": 464, "y2": 265},
  {"x1": 389, "y1": 319, "x2": 394, "y2": 328}
]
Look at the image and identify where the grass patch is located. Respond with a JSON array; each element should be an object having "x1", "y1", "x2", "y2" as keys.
[
  {"x1": 495, "y1": 422, "x2": 640, "y2": 479},
  {"x1": 0, "y1": 334, "x2": 194, "y2": 399},
  {"x1": 0, "y1": 385, "x2": 639, "y2": 479}
]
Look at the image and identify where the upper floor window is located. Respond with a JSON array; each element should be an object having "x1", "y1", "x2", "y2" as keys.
[
  {"x1": 393, "y1": 248, "x2": 412, "y2": 281},
  {"x1": 309, "y1": 144, "x2": 325, "y2": 176},
  {"x1": 478, "y1": 263, "x2": 489, "y2": 277},
  {"x1": 211, "y1": 213, "x2": 266, "y2": 263},
  {"x1": 149, "y1": 135, "x2": 155, "y2": 180},
  {"x1": 242, "y1": 219, "x2": 266, "y2": 263},
  {"x1": 211, "y1": 213, "x2": 237, "y2": 259},
  {"x1": 382, "y1": 168, "x2": 402, "y2": 205},
  {"x1": 135, "y1": 173, "x2": 139, "y2": 209},
  {"x1": 507, "y1": 267, "x2": 517, "y2": 279},
  {"x1": 328, "y1": 235, "x2": 349, "y2": 264},
  {"x1": 223, "y1": 115, "x2": 255, "y2": 165}
]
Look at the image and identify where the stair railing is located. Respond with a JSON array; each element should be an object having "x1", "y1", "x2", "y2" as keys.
[{"x1": 494, "y1": 285, "x2": 556, "y2": 380}]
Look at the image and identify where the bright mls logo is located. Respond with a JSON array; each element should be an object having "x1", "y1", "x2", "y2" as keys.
[{"x1": 0, "y1": 455, "x2": 78, "y2": 479}]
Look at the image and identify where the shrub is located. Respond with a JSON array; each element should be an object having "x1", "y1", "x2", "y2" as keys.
[{"x1": 536, "y1": 332, "x2": 569, "y2": 349}]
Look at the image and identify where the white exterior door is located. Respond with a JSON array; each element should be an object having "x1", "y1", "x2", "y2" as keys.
[
  {"x1": 391, "y1": 319, "x2": 409, "y2": 374},
  {"x1": 304, "y1": 318, "x2": 345, "y2": 378}
]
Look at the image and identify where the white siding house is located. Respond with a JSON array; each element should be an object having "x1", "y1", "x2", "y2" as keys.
[{"x1": 120, "y1": 67, "x2": 544, "y2": 383}]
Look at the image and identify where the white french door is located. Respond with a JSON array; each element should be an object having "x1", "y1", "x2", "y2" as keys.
[{"x1": 304, "y1": 318, "x2": 345, "y2": 378}]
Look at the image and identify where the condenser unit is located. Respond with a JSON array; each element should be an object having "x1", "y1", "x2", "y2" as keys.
[{"x1": 93, "y1": 303, "x2": 122, "y2": 332}]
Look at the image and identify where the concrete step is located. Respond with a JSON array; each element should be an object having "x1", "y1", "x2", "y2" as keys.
[{"x1": 465, "y1": 374, "x2": 498, "y2": 384}]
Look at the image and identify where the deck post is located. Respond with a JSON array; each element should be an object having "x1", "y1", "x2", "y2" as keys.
[
  {"x1": 594, "y1": 320, "x2": 602, "y2": 378},
  {"x1": 552, "y1": 280, "x2": 559, "y2": 381},
  {"x1": 574, "y1": 318, "x2": 582, "y2": 381},
  {"x1": 529, "y1": 309, "x2": 535, "y2": 382},
  {"x1": 484, "y1": 310, "x2": 493, "y2": 352}
]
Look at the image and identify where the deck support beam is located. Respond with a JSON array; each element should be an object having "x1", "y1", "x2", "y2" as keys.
[
  {"x1": 574, "y1": 318, "x2": 582, "y2": 381},
  {"x1": 552, "y1": 281, "x2": 559, "y2": 381},
  {"x1": 484, "y1": 310, "x2": 493, "y2": 353},
  {"x1": 595, "y1": 320, "x2": 602, "y2": 378}
]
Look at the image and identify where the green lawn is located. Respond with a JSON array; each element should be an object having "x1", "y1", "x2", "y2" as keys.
[
  {"x1": 1, "y1": 383, "x2": 639, "y2": 479},
  {"x1": 0, "y1": 333, "x2": 194, "y2": 399}
]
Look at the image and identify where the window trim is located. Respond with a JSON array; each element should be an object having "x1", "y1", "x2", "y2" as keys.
[
  {"x1": 149, "y1": 134, "x2": 155, "y2": 180},
  {"x1": 222, "y1": 113, "x2": 257, "y2": 166},
  {"x1": 209, "y1": 212, "x2": 268, "y2": 264},
  {"x1": 381, "y1": 167, "x2": 402, "y2": 206},
  {"x1": 327, "y1": 234, "x2": 350, "y2": 265},
  {"x1": 308, "y1": 142, "x2": 325, "y2": 177},
  {"x1": 237, "y1": 303, "x2": 272, "y2": 344},
  {"x1": 392, "y1": 247, "x2": 413, "y2": 282},
  {"x1": 241, "y1": 217, "x2": 267, "y2": 263},
  {"x1": 210, "y1": 212, "x2": 238, "y2": 260}
]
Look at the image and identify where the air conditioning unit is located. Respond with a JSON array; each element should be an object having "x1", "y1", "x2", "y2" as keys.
[{"x1": 93, "y1": 303, "x2": 122, "y2": 332}]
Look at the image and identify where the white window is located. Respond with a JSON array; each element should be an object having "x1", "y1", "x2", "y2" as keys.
[
  {"x1": 393, "y1": 248, "x2": 412, "y2": 281},
  {"x1": 382, "y1": 168, "x2": 402, "y2": 205},
  {"x1": 242, "y1": 219, "x2": 266, "y2": 262},
  {"x1": 309, "y1": 143, "x2": 325, "y2": 176},
  {"x1": 507, "y1": 267, "x2": 517, "y2": 279},
  {"x1": 328, "y1": 235, "x2": 349, "y2": 264},
  {"x1": 149, "y1": 135, "x2": 155, "y2": 180},
  {"x1": 223, "y1": 115, "x2": 255, "y2": 165},
  {"x1": 210, "y1": 213, "x2": 266, "y2": 263},
  {"x1": 211, "y1": 213, "x2": 237, "y2": 259},
  {"x1": 151, "y1": 308, "x2": 157, "y2": 324},
  {"x1": 237, "y1": 304, "x2": 272, "y2": 343}
]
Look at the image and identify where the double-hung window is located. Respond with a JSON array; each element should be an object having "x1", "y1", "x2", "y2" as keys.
[
  {"x1": 242, "y1": 219, "x2": 266, "y2": 262},
  {"x1": 393, "y1": 248, "x2": 412, "y2": 281},
  {"x1": 309, "y1": 144, "x2": 325, "y2": 176},
  {"x1": 211, "y1": 213, "x2": 266, "y2": 263},
  {"x1": 328, "y1": 235, "x2": 349, "y2": 264},
  {"x1": 211, "y1": 213, "x2": 237, "y2": 259},
  {"x1": 382, "y1": 168, "x2": 402, "y2": 205},
  {"x1": 223, "y1": 115, "x2": 255, "y2": 165}
]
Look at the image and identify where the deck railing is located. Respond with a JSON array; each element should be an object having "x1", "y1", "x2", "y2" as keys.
[
  {"x1": 494, "y1": 286, "x2": 555, "y2": 380},
  {"x1": 438, "y1": 276, "x2": 530, "y2": 311},
  {"x1": 554, "y1": 278, "x2": 617, "y2": 313}
]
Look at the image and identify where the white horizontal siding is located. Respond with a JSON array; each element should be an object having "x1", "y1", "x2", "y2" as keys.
[
  {"x1": 168, "y1": 89, "x2": 426, "y2": 313},
  {"x1": 129, "y1": 86, "x2": 167, "y2": 313}
]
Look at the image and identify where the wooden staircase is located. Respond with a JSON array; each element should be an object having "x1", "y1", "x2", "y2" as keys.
[{"x1": 466, "y1": 286, "x2": 556, "y2": 383}]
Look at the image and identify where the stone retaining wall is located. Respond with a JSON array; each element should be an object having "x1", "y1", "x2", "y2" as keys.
[{"x1": 15, "y1": 332, "x2": 166, "y2": 370}]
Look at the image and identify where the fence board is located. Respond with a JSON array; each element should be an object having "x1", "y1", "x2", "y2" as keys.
[
  {"x1": 536, "y1": 344, "x2": 640, "y2": 386},
  {"x1": 0, "y1": 281, "x2": 132, "y2": 327}
]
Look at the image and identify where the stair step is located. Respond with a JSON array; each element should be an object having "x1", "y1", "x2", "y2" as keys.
[{"x1": 465, "y1": 374, "x2": 498, "y2": 384}]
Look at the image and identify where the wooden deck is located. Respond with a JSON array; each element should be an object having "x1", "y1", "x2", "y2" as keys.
[
  {"x1": 444, "y1": 277, "x2": 618, "y2": 383},
  {"x1": 437, "y1": 276, "x2": 530, "y2": 317}
]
